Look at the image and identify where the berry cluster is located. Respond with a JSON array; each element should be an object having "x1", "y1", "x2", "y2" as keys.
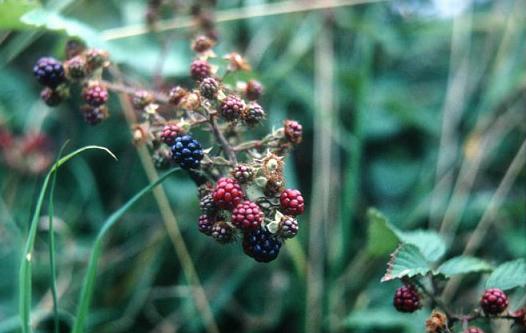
[
  {"x1": 33, "y1": 44, "x2": 110, "y2": 125},
  {"x1": 33, "y1": 35, "x2": 306, "y2": 263}
]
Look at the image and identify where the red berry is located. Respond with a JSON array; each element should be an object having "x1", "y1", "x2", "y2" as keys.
[
  {"x1": 190, "y1": 59, "x2": 211, "y2": 80},
  {"x1": 232, "y1": 200, "x2": 264, "y2": 230},
  {"x1": 219, "y1": 95, "x2": 245, "y2": 121},
  {"x1": 464, "y1": 327, "x2": 484, "y2": 333},
  {"x1": 245, "y1": 79, "x2": 263, "y2": 101},
  {"x1": 160, "y1": 124, "x2": 182, "y2": 146},
  {"x1": 284, "y1": 119, "x2": 303, "y2": 144},
  {"x1": 232, "y1": 164, "x2": 254, "y2": 183},
  {"x1": 480, "y1": 288, "x2": 508, "y2": 315},
  {"x1": 212, "y1": 177, "x2": 245, "y2": 210},
  {"x1": 81, "y1": 105, "x2": 108, "y2": 125},
  {"x1": 211, "y1": 221, "x2": 235, "y2": 244},
  {"x1": 393, "y1": 285, "x2": 421, "y2": 313},
  {"x1": 280, "y1": 189, "x2": 305, "y2": 216},
  {"x1": 83, "y1": 82, "x2": 108, "y2": 107}
]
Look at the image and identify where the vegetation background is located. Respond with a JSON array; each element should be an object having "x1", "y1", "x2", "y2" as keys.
[{"x1": 0, "y1": 0, "x2": 525, "y2": 332}]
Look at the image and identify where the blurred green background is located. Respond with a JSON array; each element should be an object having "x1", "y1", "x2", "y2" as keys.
[{"x1": 1, "y1": 0, "x2": 525, "y2": 332}]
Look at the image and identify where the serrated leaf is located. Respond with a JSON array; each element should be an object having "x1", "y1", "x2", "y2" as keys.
[
  {"x1": 381, "y1": 244, "x2": 431, "y2": 282},
  {"x1": 485, "y1": 259, "x2": 526, "y2": 291},
  {"x1": 366, "y1": 208, "x2": 398, "y2": 257},
  {"x1": 0, "y1": 0, "x2": 40, "y2": 30},
  {"x1": 436, "y1": 256, "x2": 492, "y2": 278}
]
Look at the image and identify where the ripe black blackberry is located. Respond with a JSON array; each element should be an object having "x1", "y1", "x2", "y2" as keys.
[
  {"x1": 243, "y1": 227, "x2": 282, "y2": 262},
  {"x1": 245, "y1": 80, "x2": 263, "y2": 101},
  {"x1": 81, "y1": 105, "x2": 108, "y2": 125},
  {"x1": 33, "y1": 57, "x2": 66, "y2": 88},
  {"x1": 190, "y1": 59, "x2": 211, "y2": 80},
  {"x1": 211, "y1": 221, "x2": 235, "y2": 243},
  {"x1": 199, "y1": 77, "x2": 219, "y2": 99},
  {"x1": 480, "y1": 288, "x2": 508, "y2": 315},
  {"x1": 170, "y1": 134, "x2": 204, "y2": 170},
  {"x1": 83, "y1": 82, "x2": 108, "y2": 107},
  {"x1": 393, "y1": 285, "x2": 421, "y2": 313},
  {"x1": 219, "y1": 95, "x2": 245, "y2": 121},
  {"x1": 242, "y1": 102, "x2": 265, "y2": 126},
  {"x1": 278, "y1": 216, "x2": 299, "y2": 239},
  {"x1": 232, "y1": 164, "x2": 254, "y2": 183},
  {"x1": 200, "y1": 193, "x2": 217, "y2": 216},
  {"x1": 198, "y1": 214, "x2": 214, "y2": 236},
  {"x1": 64, "y1": 56, "x2": 87, "y2": 80}
]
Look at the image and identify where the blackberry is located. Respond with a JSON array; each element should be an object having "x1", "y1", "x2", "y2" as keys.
[
  {"x1": 480, "y1": 288, "x2": 508, "y2": 315},
  {"x1": 278, "y1": 216, "x2": 299, "y2": 238},
  {"x1": 232, "y1": 200, "x2": 264, "y2": 230},
  {"x1": 198, "y1": 214, "x2": 214, "y2": 236},
  {"x1": 199, "y1": 77, "x2": 219, "y2": 99},
  {"x1": 200, "y1": 193, "x2": 217, "y2": 216},
  {"x1": 284, "y1": 119, "x2": 303, "y2": 144},
  {"x1": 83, "y1": 82, "x2": 108, "y2": 107},
  {"x1": 212, "y1": 177, "x2": 245, "y2": 210},
  {"x1": 64, "y1": 56, "x2": 87, "y2": 80},
  {"x1": 242, "y1": 227, "x2": 282, "y2": 263},
  {"x1": 465, "y1": 328, "x2": 484, "y2": 333},
  {"x1": 219, "y1": 95, "x2": 245, "y2": 121},
  {"x1": 190, "y1": 59, "x2": 211, "y2": 80},
  {"x1": 33, "y1": 57, "x2": 66, "y2": 88},
  {"x1": 232, "y1": 164, "x2": 254, "y2": 183},
  {"x1": 393, "y1": 285, "x2": 421, "y2": 313},
  {"x1": 168, "y1": 86, "x2": 187, "y2": 105},
  {"x1": 211, "y1": 221, "x2": 235, "y2": 243},
  {"x1": 152, "y1": 148, "x2": 172, "y2": 170},
  {"x1": 40, "y1": 85, "x2": 69, "y2": 107},
  {"x1": 280, "y1": 189, "x2": 305, "y2": 216},
  {"x1": 81, "y1": 105, "x2": 108, "y2": 125},
  {"x1": 242, "y1": 102, "x2": 265, "y2": 126},
  {"x1": 160, "y1": 124, "x2": 182, "y2": 145},
  {"x1": 132, "y1": 90, "x2": 154, "y2": 109},
  {"x1": 85, "y1": 48, "x2": 108, "y2": 70},
  {"x1": 245, "y1": 80, "x2": 263, "y2": 101},
  {"x1": 192, "y1": 35, "x2": 214, "y2": 53},
  {"x1": 170, "y1": 134, "x2": 204, "y2": 170}
]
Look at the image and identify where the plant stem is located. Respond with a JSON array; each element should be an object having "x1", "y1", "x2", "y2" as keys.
[
  {"x1": 208, "y1": 112, "x2": 238, "y2": 164},
  {"x1": 48, "y1": 170, "x2": 59, "y2": 333}
]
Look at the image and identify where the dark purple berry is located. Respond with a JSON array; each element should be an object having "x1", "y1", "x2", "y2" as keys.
[{"x1": 33, "y1": 57, "x2": 66, "y2": 88}]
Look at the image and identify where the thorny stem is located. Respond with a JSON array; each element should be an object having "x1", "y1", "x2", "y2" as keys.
[
  {"x1": 232, "y1": 133, "x2": 276, "y2": 152},
  {"x1": 209, "y1": 114, "x2": 237, "y2": 164}
]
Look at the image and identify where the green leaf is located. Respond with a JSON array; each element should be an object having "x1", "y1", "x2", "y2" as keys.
[
  {"x1": 393, "y1": 229, "x2": 446, "y2": 262},
  {"x1": 381, "y1": 244, "x2": 431, "y2": 282},
  {"x1": 366, "y1": 208, "x2": 398, "y2": 257},
  {"x1": 485, "y1": 259, "x2": 526, "y2": 291},
  {"x1": 436, "y1": 256, "x2": 492, "y2": 278},
  {"x1": 0, "y1": 0, "x2": 40, "y2": 30}
]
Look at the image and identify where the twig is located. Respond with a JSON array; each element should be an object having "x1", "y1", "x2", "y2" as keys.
[
  {"x1": 101, "y1": 0, "x2": 387, "y2": 41},
  {"x1": 209, "y1": 114, "x2": 237, "y2": 164}
]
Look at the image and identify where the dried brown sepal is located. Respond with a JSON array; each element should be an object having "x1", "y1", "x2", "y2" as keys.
[
  {"x1": 224, "y1": 52, "x2": 251, "y2": 72},
  {"x1": 425, "y1": 310, "x2": 448, "y2": 333}
]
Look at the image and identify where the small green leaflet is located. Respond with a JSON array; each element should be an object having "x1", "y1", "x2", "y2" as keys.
[
  {"x1": 381, "y1": 244, "x2": 431, "y2": 282},
  {"x1": 436, "y1": 256, "x2": 492, "y2": 278},
  {"x1": 485, "y1": 259, "x2": 526, "y2": 291}
]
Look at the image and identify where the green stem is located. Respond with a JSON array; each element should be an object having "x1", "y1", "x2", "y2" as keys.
[
  {"x1": 71, "y1": 168, "x2": 179, "y2": 333},
  {"x1": 48, "y1": 170, "x2": 59, "y2": 333}
]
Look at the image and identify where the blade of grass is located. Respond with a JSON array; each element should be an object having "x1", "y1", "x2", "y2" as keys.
[
  {"x1": 71, "y1": 167, "x2": 179, "y2": 333},
  {"x1": 19, "y1": 145, "x2": 116, "y2": 333}
]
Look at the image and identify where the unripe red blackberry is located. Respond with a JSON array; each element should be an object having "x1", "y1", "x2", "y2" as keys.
[
  {"x1": 190, "y1": 59, "x2": 211, "y2": 80},
  {"x1": 284, "y1": 119, "x2": 303, "y2": 144},
  {"x1": 219, "y1": 95, "x2": 245, "y2": 121},
  {"x1": 212, "y1": 177, "x2": 245, "y2": 210},
  {"x1": 83, "y1": 82, "x2": 108, "y2": 107},
  {"x1": 168, "y1": 86, "x2": 187, "y2": 105},
  {"x1": 278, "y1": 216, "x2": 299, "y2": 238},
  {"x1": 280, "y1": 189, "x2": 305, "y2": 216},
  {"x1": 132, "y1": 90, "x2": 154, "y2": 109},
  {"x1": 232, "y1": 200, "x2": 264, "y2": 230},
  {"x1": 160, "y1": 124, "x2": 182, "y2": 146},
  {"x1": 464, "y1": 327, "x2": 485, "y2": 333},
  {"x1": 245, "y1": 79, "x2": 263, "y2": 101},
  {"x1": 211, "y1": 221, "x2": 235, "y2": 243},
  {"x1": 33, "y1": 57, "x2": 66, "y2": 88},
  {"x1": 85, "y1": 48, "x2": 108, "y2": 70},
  {"x1": 81, "y1": 104, "x2": 108, "y2": 125},
  {"x1": 232, "y1": 164, "x2": 254, "y2": 183},
  {"x1": 192, "y1": 35, "x2": 215, "y2": 53},
  {"x1": 40, "y1": 85, "x2": 69, "y2": 107},
  {"x1": 198, "y1": 214, "x2": 215, "y2": 236},
  {"x1": 200, "y1": 193, "x2": 217, "y2": 216},
  {"x1": 480, "y1": 288, "x2": 508, "y2": 315},
  {"x1": 64, "y1": 55, "x2": 87, "y2": 80},
  {"x1": 199, "y1": 77, "x2": 219, "y2": 99},
  {"x1": 393, "y1": 285, "x2": 421, "y2": 313},
  {"x1": 152, "y1": 148, "x2": 172, "y2": 170},
  {"x1": 242, "y1": 102, "x2": 265, "y2": 126}
]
